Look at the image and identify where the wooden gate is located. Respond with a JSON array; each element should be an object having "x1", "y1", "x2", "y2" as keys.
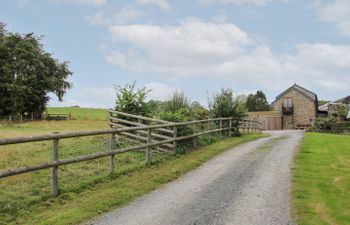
[{"x1": 256, "y1": 116, "x2": 282, "y2": 130}]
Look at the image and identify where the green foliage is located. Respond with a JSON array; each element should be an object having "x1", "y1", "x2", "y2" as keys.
[
  {"x1": 208, "y1": 88, "x2": 244, "y2": 118},
  {"x1": 190, "y1": 101, "x2": 210, "y2": 120},
  {"x1": 162, "y1": 90, "x2": 190, "y2": 113},
  {"x1": 330, "y1": 104, "x2": 348, "y2": 121},
  {"x1": 0, "y1": 22, "x2": 72, "y2": 117},
  {"x1": 114, "y1": 81, "x2": 151, "y2": 116},
  {"x1": 245, "y1": 90, "x2": 270, "y2": 112},
  {"x1": 147, "y1": 100, "x2": 165, "y2": 115}
]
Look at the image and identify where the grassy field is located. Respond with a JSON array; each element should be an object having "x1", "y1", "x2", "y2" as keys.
[
  {"x1": 293, "y1": 132, "x2": 350, "y2": 225},
  {"x1": 47, "y1": 107, "x2": 108, "y2": 120},
  {"x1": 0, "y1": 107, "x2": 264, "y2": 225}
]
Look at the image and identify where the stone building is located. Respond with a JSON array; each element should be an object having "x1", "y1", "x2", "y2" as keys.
[{"x1": 271, "y1": 84, "x2": 318, "y2": 129}]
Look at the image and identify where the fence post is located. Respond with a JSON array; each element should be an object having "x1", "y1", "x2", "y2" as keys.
[
  {"x1": 51, "y1": 132, "x2": 59, "y2": 197},
  {"x1": 31, "y1": 112, "x2": 34, "y2": 121},
  {"x1": 146, "y1": 129, "x2": 152, "y2": 165},
  {"x1": 20, "y1": 114, "x2": 23, "y2": 123},
  {"x1": 108, "y1": 111, "x2": 113, "y2": 128},
  {"x1": 173, "y1": 126, "x2": 177, "y2": 152},
  {"x1": 219, "y1": 119, "x2": 223, "y2": 138},
  {"x1": 109, "y1": 133, "x2": 116, "y2": 175},
  {"x1": 229, "y1": 118, "x2": 232, "y2": 137},
  {"x1": 193, "y1": 123, "x2": 197, "y2": 148},
  {"x1": 207, "y1": 121, "x2": 211, "y2": 143}
]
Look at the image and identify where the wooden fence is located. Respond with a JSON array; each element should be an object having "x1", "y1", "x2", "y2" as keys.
[{"x1": 0, "y1": 111, "x2": 262, "y2": 197}]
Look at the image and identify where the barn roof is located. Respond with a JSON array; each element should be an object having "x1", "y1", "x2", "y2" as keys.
[
  {"x1": 271, "y1": 84, "x2": 317, "y2": 105},
  {"x1": 333, "y1": 95, "x2": 350, "y2": 104}
]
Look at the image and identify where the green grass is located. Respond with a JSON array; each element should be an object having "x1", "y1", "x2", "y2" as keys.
[
  {"x1": 47, "y1": 107, "x2": 108, "y2": 120},
  {"x1": 293, "y1": 132, "x2": 350, "y2": 225},
  {"x1": 0, "y1": 120, "x2": 263, "y2": 225}
]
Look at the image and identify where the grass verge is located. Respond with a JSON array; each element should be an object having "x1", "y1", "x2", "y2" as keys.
[
  {"x1": 293, "y1": 132, "x2": 350, "y2": 225},
  {"x1": 2, "y1": 133, "x2": 264, "y2": 225}
]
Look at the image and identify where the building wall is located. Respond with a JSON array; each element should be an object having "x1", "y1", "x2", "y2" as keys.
[{"x1": 272, "y1": 89, "x2": 317, "y2": 129}]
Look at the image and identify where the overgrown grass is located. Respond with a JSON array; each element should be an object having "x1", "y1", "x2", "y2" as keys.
[
  {"x1": 0, "y1": 120, "x2": 263, "y2": 225},
  {"x1": 47, "y1": 107, "x2": 108, "y2": 120},
  {"x1": 293, "y1": 132, "x2": 350, "y2": 225}
]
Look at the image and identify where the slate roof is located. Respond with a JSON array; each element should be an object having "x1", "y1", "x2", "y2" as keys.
[
  {"x1": 333, "y1": 95, "x2": 350, "y2": 104},
  {"x1": 271, "y1": 84, "x2": 317, "y2": 105}
]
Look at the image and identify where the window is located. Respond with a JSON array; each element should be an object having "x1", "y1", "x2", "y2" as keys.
[{"x1": 283, "y1": 97, "x2": 292, "y2": 108}]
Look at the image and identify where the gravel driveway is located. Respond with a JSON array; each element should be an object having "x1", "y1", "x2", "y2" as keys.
[{"x1": 86, "y1": 130, "x2": 304, "y2": 225}]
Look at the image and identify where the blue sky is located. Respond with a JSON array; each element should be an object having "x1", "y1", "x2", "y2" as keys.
[{"x1": 1, "y1": 0, "x2": 350, "y2": 108}]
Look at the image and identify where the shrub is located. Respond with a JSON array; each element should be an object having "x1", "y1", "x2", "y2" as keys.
[
  {"x1": 208, "y1": 88, "x2": 245, "y2": 119},
  {"x1": 114, "y1": 81, "x2": 151, "y2": 116},
  {"x1": 162, "y1": 91, "x2": 190, "y2": 113}
]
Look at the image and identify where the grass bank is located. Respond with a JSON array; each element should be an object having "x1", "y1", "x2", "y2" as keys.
[
  {"x1": 293, "y1": 132, "x2": 350, "y2": 225},
  {"x1": 0, "y1": 133, "x2": 263, "y2": 225}
]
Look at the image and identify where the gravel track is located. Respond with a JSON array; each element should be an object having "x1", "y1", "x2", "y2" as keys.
[{"x1": 86, "y1": 130, "x2": 304, "y2": 225}]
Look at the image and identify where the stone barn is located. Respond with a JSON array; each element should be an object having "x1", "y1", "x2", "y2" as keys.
[{"x1": 271, "y1": 84, "x2": 318, "y2": 129}]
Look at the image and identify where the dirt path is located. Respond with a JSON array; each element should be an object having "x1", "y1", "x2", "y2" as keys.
[{"x1": 86, "y1": 130, "x2": 304, "y2": 225}]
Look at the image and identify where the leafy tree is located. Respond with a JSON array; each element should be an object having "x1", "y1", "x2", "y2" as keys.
[
  {"x1": 245, "y1": 90, "x2": 270, "y2": 112},
  {"x1": 0, "y1": 22, "x2": 72, "y2": 117},
  {"x1": 114, "y1": 81, "x2": 151, "y2": 116},
  {"x1": 208, "y1": 88, "x2": 244, "y2": 118}
]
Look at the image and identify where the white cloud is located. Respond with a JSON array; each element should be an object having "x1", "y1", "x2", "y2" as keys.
[
  {"x1": 200, "y1": 0, "x2": 288, "y2": 6},
  {"x1": 144, "y1": 82, "x2": 177, "y2": 100},
  {"x1": 314, "y1": 0, "x2": 350, "y2": 36},
  {"x1": 113, "y1": 6, "x2": 146, "y2": 25},
  {"x1": 85, "y1": 6, "x2": 146, "y2": 26},
  {"x1": 136, "y1": 0, "x2": 170, "y2": 11},
  {"x1": 105, "y1": 19, "x2": 350, "y2": 95},
  {"x1": 85, "y1": 11, "x2": 110, "y2": 26},
  {"x1": 49, "y1": 0, "x2": 106, "y2": 7}
]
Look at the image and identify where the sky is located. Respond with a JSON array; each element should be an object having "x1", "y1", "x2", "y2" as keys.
[{"x1": 1, "y1": 0, "x2": 350, "y2": 108}]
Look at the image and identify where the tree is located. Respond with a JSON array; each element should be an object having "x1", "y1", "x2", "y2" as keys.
[
  {"x1": 208, "y1": 88, "x2": 244, "y2": 118},
  {"x1": 0, "y1": 22, "x2": 72, "y2": 117},
  {"x1": 114, "y1": 81, "x2": 151, "y2": 116},
  {"x1": 246, "y1": 90, "x2": 270, "y2": 112}
]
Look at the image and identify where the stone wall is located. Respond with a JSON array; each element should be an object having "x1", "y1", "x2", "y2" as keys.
[{"x1": 272, "y1": 89, "x2": 317, "y2": 129}]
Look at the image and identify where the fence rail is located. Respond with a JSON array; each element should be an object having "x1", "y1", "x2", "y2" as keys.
[{"x1": 0, "y1": 111, "x2": 262, "y2": 197}]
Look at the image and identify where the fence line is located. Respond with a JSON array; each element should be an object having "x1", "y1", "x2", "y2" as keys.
[{"x1": 0, "y1": 111, "x2": 262, "y2": 197}]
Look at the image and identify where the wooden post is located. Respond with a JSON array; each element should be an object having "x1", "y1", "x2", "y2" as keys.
[
  {"x1": 146, "y1": 129, "x2": 152, "y2": 165},
  {"x1": 9, "y1": 115, "x2": 12, "y2": 122},
  {"x1": 109, "y1": 111, "x2": 113, "y2": 128},
  {"x1": 109, "y1": 133, "x2": 116, "y2": 175},
  {"x1": 31, "y1": 112, "x2": 34, "y2": 121},
  {"x1": 219, "y1": 119, "x2": 223, "y2": 138},
  {"x1": 51, "y1": 132, "x2": 59, "y2": 196},
  {"x1": 173, "y1": 126, "x2": 177, "y2": 152},
  {"x1": 208, "y1": 121, "x2": 211, "y2": 143},
  {"x1": 229, "y1": 119, "x2": 232, "y2": 137},
  {"x1": 193, "y1": 123, "x2": 197, "y2": 148},
  {"x1": 20, "y1": 114, "x2": 23, "y2": 123},
  {"x1": 69, "y1": 112, "x2": 71, "y2": 120}
]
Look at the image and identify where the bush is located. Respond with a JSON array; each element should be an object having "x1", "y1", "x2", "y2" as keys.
[
  {"x1": 208, "y1": 88, "x2": 245, "y2": 119},
  {"x1": 162, "y1": 90, "x2": 190, "y2": 113},
  {"x1": 114, "y1": 81, "x2": 151, "y2": 116}
]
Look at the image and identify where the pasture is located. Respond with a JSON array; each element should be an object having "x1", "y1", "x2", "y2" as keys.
[
  {"x1": 0, "y1": 107, "x2": 263, "y2": 225},
  {"x1": 293, "y1": 132, "x2": 350, "y2": 225}
]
